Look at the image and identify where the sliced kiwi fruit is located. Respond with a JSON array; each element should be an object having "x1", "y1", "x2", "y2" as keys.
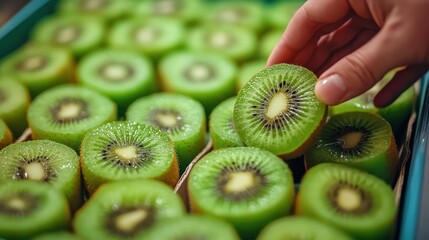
[
  {"x1": 203, "y1": 1, "x2": 265, "y2": 33},
  {"x1": 32, "y1": 15, "x2": 105, "y2": 59},
  {"x1": 188, "y1": 147, "x2": 295, "y2": 239},
  {"x1": 27, "y1": 84, "x2": 117, "y2": 151},
  {"x1": 266, "y1": 0, "x2": 305, "y2": 30},
  {"x1": 234, "y1": 63, "x2": 327, "y2": 159},
  {"x1": 159, "y1": 50, "x2": 237, "y2": 114},
  {"x1": 0, "y1": 140, "x2": 81, "y2": 211},
  {"x1": 236, "y1": 59, "x2": 265, "y2": 92},
  {"x1": 80, "y1": 121, "x2": 179, "y2": 195},
  {"x1": 32, "y1": 231, "x2": 82, "y2": 240},
  {"x1": 187, "y1": 24, "x2": 257, "y2": 63},
  {"x1": 0, "y1": 118, "x2": 13, "y2": 149},
  {"x1": 305, "y1": 111, "x2": 399, "y2": 184},
  {"x1": 209, "y1": 96, "x2": 244, "y2": 149},
  {"x1": 0, "y1": 180, "x2": 70, "y2": 239},
  {"x1": 0, "y1": 78, "x2": 30, "y2": 137},
  {"x1": 0, "y1": 45, "x2": 75, "y2": 97},
  {"x1": 144, "y1": 215, "x2": 240, "y2": 240},
  {"x1": 73, "y1": 179, "x2": 186, "y2": 239},
  {"x1": 257, "y1": 216, "x2": 352, "y2": 240},
  {"x1": 78, "y1": 49, "x2": 156, "y2": 116},
  {"x1": 296, "y1": 163, "x2": 397, "y2": 240},
  {"x1": 126, "y1": 93, "x2": 206, "y2": 173},
  {"x1": 58, "y1": 0, "x2": 130, "y2": 22},
  {"x1": 259, "y1": 30, "x2": 283, "y2": 59},
  {"x1": 108, "y1": 18, "x2": 185, "y2": 60}
]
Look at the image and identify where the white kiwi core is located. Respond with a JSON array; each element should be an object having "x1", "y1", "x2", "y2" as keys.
[
  {"x1": 135, "y1": 27, "x2": 158, "y2": 44},
  {"x1": 115, "y1": 209, "x2": 148, "y2": 233},
  {"x1": 154, "y1": 0, "x2": 177, "y2": 15},
  {"x1": 266, "y1": 92, "x2": 288, "y2": 119},
  {"x1": 224, "y1": 171, "x2": 256, "y2": 193},
  {"x1": 188, "y1": 64, "x2": 212, "y2": 81},
  {"x1": 6, "y1": 197, "x2": 27, "y2": 211},
  {"x1": 337, "y1": 187, "x2": 362, "y2": 211},
  {"x1": 57, "y1": 103, "x2": 82, "y2": 121},
  {"x1": 24, "y1": 162, "x2": 47, "y2": 181},
  {"x1": 156, "y1": 112, "x2": 178, "y2": 128},
  {"x1": 218, "y1": 9, "x2": 240, "y2": 23},
  {"x1": 102, "y1": 63, "x2": 130, "y2": 81},
  {"x1": 341, "y1": 131, "x2": 363, "y2": 149},
  {"x1": 21, "y1": 56, "x2": 45, "y2": 71},
  {"x1": 209, "y1": 31, "x2": 231, "y2": 48},
  {"x1": 55, "y1": 26, "x2": 79, "y2": 44},
  {"x1": 115, "y1": 146, "x2": 138, "y2": 160}
]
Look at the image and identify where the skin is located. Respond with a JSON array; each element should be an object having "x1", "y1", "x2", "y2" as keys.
[{"x1": 267, "y1": 0, "x2": 429, "y2": 107}]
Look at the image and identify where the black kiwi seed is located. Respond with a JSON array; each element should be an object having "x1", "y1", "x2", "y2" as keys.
[
  {"x1": 101, "y1": 141, "x2": 151, "y2": 169},
  {"x1": 15, "y1": 156, "x2": 57, "y2": 182},
  {"x1": 183, "y1": 61, "x2": 216, "y2": 82},
  {"x1": 97, "y1": 62, "x2": 134, "y2": 82},
  {"x1": 327, "y1": 181, "x2": 372, "y2": 215},
  {"x1": 15, "y1": 55, "x2": 47, "y2": 72},
  {"x1": 0, "y1": 192, "x2": 38, "y2": 217},
  {"x1": 49, "y1": 98, "x2": 90, "y2": 124},
  {"x1": 53, "y1": 25, "x2": 81, "y2": 44},
  {"x1": 148, "y1": 109, "x2": 184, "y2": 134},
  {"x1": 106, "y1": 205, "x2": 155, "y2": 237}
]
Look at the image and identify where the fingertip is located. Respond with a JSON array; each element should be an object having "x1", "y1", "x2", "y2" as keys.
[{"x1": 315, "y1": 74, "x2": 347, "y2": 105}]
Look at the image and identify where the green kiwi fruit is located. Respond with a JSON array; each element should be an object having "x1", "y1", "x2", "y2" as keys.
[
  {"x1": 0, "y1": 45, "x2": 75, "y2": 97},
  {"x1": 266, "y1": 0, "x2": 305, "y2": 30},
  {"x1": 0, "y1": 180, "x2": 70, "y2": 239},
  {"x1": 58, "y1": 0, "x2": 130, "y2": 22},
  {"x1": 0, "y1": 78, "x2": 30, "y2": 137},
  {"x1": 188, "y1": 147, "x2": 295, "y2": 239},
  {"x1": 204, "y1": 1, "x2": 265, "y2": 33},
  {"x1": 305, "y1": 111, "x2": 399, "y2": 184},
  {"x1": 209, "y1": 96, "x2": 244, "y2": 149},
  {"x1": 159, "y1": 50, "x2": 237, "y2": 114},
  {"x1": 234, "y1": 63, "x2": 327, "y2": 159},
  {"x1": 236, "y1": 59, "x2": 265, "y2": 92},
  {"x1": 187, "y1": 24, "x2": 257, "y2": 63},
  {"x1": 80, "y1": 121, "x2": 179, "y2": 195},
  {"x1": 144, "y1": 215, "x2": 240, "y2": 240},
  {"x1": 31, "y1": 15, "x2": 105, "y2": 59},
  {"x1": 257, "y1": 216, "x2": 352, "y2": 240},
  {"x1": 126, "y1": 92, "x2": 206, "y2": 173},
  {"x1": 0, "y1": 118, "x2": 13, "y2": 149},
  {"x1": 32, "y1": 231, "x2": 82, "y2": 240},
  {"x1": 73, "y1": 179, "x2": 186, "y2": 239},
  {"x1": 0, "y1": 140, "x2": 81, "y2": 211},
  {"x1": 296, "y1": 163, "x2": 397, "y2": 240},
  {"x1": 259, "y1": 30, "x2": 283, "y2": 59},
  {"x1": 27, "y1": 84, "x2": 117, "y2": 151},
  {"x1": 108, "y1": 18, "x2": 185, "y2": 60},
  {"x1": 78, "y1": 49, "x2": 155, "y2": 116}
]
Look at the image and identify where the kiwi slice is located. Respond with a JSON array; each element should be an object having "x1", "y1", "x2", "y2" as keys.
[
  {"x1": 296, "y1": 163, "x2": 397, "y2": 240},
  {"x1": 0, "y1": 118, "x2": 13, "y2": 149},
  {"x1": 209, "y1": 97, "x2": 244, "y2": 149},
  {"x1": 108, "y1": 18, "x2": 185, "y2": 60},
  {"x1": 144, "y1": 215, "x2": 240, "y2": 240},
  {"x1": 0, "y1": 78, "x2": 30, "y2": 137},
  {"x1": 32, "y1": 231, "x2": 82, "y2": 240},
  {"x1": 0, "y1": 140, "x2": 81, "y2": 211},
  {"x1": 257, "y1": 216, "x2": 352, "y2": 240},
  {"x1": 32, "y1": 15, "x2": 105, "y2": 59},
  {"x1": 236, "y1": 59, "x2": 265, "y2": 92},
  {"x1": 159, "y1": 50, "x2": 237, "y2": 114},
  {"x1": 305, "y1": 111, "x2": 399, "y2": 183},
  {"x1": 0, "y1": 180, "x2": 70, "y2": 239},
  {"x1": 187, "y1": 24, "x2": 258, "y2": 63},
  {"x1": 78, "y1": 49, "x2": 155, "y2": 116},
  {"x1": 0, "y1": 45, "x2": 74, "y2": 97},
  {"x1": 204, "y1": 1, "x2": 265, "y2": 33},
  {"x1": 27, "y1": 84, "x2": 117, "y2": 151},
  {"x1": 234, "y1": 63, "x2": 327, "y2": 159},
  {"x1": 73, "y1": 179, "x2": 186, "y2": 239},
  {"x1": 58, "y1": 0, "x2": 130, "y2": 22},
  {"x1": 80, "y1": 121, "x2": 179, "y2": 195},
  {"x1": 188, "y1": 147, "x2": 295, "y2": 239},
  {"x1": 126, "y1": 92, "x2": 206, "y2": 173},
  {"x1": 266, "y1": 0, "x2": 305, "y2": 30},
  {"x1": 259, "y1": 30, "x2": 283, "y2": 59}
]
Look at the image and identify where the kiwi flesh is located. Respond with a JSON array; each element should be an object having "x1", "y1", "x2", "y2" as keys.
[
  {"x1": 259, "y1": 30, "x2": 283, "y2": 59},
  {"x1": 27, "y1": 84, "x2": 117, "y2": 151},
  {"x1": 80, "y1": 121, "x2": 179, "y2": 195},
  {"x1": 188, "y1": 147, "x2": 295, "y2": 239},
  {"x1": 234, "y1": 63, "x2": 327, "y2": 159},
  {"x1": 267, "y1": 0, "x2": 305, "y2": 30},
  {"x1": 257, "y1": 216, "x2": 352, "y2": 240},
  {"x1": 236, "y1": 59, "x2": 265, "y2": 92},
  {"x1": 73, "y1": 179, "x2": 185, "y2": 239},
  {"x1": 304, "y1": 111, "x2": 399, "y2": 184},
  {"x1": 0, "y1": 118, "x2": 13, "y2": 149},
  {"x1": 32, "y1": 231, "x2": 82, "y2": 240},
  {"x1": 0, "y1": 180, "x2": 70, "y2": 239},
  {"x1": 58, "y1": 0, "x2": 130, "y2": 22},
  {"x1": 126, "y1": 92, "x2": 206, "y2": 173},
  {"x1": 296, "y1": 163, "x2": 396, "y2": 240}
]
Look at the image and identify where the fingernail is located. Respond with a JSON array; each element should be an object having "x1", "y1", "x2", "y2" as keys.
[{"x1": 315, "y1": 74, "x2": 346, "y2": 105}]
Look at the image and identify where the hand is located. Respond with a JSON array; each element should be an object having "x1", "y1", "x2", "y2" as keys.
[{"x1": 267, "y1": 0, "x2": 429, "y2": 107}]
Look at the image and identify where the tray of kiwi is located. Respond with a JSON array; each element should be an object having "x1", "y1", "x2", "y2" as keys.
[{"x1": 0, "y1": 0, "x2": 427, "y2": 239}]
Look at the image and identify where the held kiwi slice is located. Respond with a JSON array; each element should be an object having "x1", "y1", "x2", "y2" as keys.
[
  {"x1": 187, "y1": 24, "x2": 258, "y2": 63},
  {"x1": 234, "y1": 63, "x2": 327, "y2": 159},
  {"x1": 126, "y1": 93, "x2": 206, "y2": 173},
  {"x1": 32, "y1": 15, "x2": 105, "y2": 59},
  {"x1": 0, "y1": 118, "x2": 13, "y2": 149},
  {"x1": 0, "y1": 180, "x2": 70, "y2": 239},
  {"x1": 159, "y1": 50, "x2": 237, "y2": 114},
  {"x1": 257, "y1": 216, "x2": 352, "y2": 240},
  {"x1": 304, "y1": 111, "x2": 399, "y2": 184},
  {"x1": 27, "y1": 84, "x2": 117, "y2": 151},
  {"x1": 0, "y1": 140, "x2": 81, "y2": 211},
  {"x1": 296, "y1": 163, "x2": 397, "y2": 240},
  {"x1": 144, "y1": 215, "x2": 240, "y2": 240},
  {"x1": 80, "y1": 121, "x2": 179, "y2": 195},
  {"x1": 0, "y1": 45, "x2": 74, "y2": 97},
  {"x1": 188, "y1": 147, "x2": 295, "y2": 239},
  {"x1": 58, "y1": 0, "x2": 130, "y2": 22},
  {"x1": 0, "y1": 78, "x2": 30, "y2": 137},
  {"x1": 209, "y1": 96, "x2": 244, "y2": 149},
  {"x1": 78, "y1": 49, "x2": 156, "y2": 116},
  {"x1": 236, "y1": 59, "x2": 265, "y2": 92},
  {"x1": 73, "y1": 179, "x2": 186, "y2": 240}
]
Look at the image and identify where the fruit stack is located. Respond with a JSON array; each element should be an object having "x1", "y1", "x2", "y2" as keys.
[{"x1": 0, "y1": 0, "x2": 416, "y2": 239}]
